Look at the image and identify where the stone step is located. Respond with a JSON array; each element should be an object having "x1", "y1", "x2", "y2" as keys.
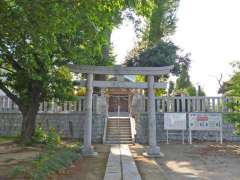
[
  {"x1": 107, "y1": 130, "x2": 131, "y2": 133},
  {"x1": 108, "y1": 127, "x2": 131, "y2": 129},
  {"x1": 105, "y1": 141, "x2": 132, "y2": 144},
  {"x1": 108, "y1": 123, "x2": 130, "y2": 125},
  {"x1": 107, "y1": 131, "x2": 131, "y2": 134},
  {"x1": 107, "y1": 135, "x2": 132, "y2": 139},
  {"x1": 107, "y1": 131, "x2": 131, "y2": 135},
  {"x1": 108, "y1": 118, "x2": 130, "y2": 120},
  {"x1": 105, "y1": 117, "x2": 132, "y2": 145},
  {"x1": 107, "y1": 137, "x2": 132, "y2": 141},
  {"x1": 107, "y1": 127, "x2": 131, "y2": 129},
  {"x1": 107, "y1": 133, "x2": 131, "y2": 136},
  {"x1": 108, "y1": 122, "x2": 130, "y2": 125},
  {"x1": 108, "y1": 124, "x2": 130, "y2": 127},
  {"x1": 107, "y1": 124, "x2": 130, "y2": 126},
  {"x1": 106, "y1": 138, "x2": 132, "y2": 142},
  {"x1": 107, "y1": 123, "x2": 130, "y2": 125},
  {"x1": 108, "y1": 119, "x2": 130, "y2": 121},
  {"x1": 107, "y1": 129, "x2": 131, "y2": 132}
]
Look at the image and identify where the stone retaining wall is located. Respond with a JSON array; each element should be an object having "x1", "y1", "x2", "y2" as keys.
[
  {"x1": 0, "y1": 112, "x2": 106, "y2": 143},
  {"x1": 135, "y1": 113, "x2": 240, "y2": 144},
  {"x1": 1, "y1": 111, "x2": 239, "y2": 144}
]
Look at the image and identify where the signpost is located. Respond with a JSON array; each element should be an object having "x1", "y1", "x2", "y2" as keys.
[
  {"x1": 164, "y1": 113, "x2": 187, "y2": 144},
  {"x1": 189, "y1": 113, "x2": 223, "y2": 144}
]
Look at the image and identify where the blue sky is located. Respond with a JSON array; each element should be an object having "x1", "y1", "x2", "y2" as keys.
[{"x1": 111, "y1": 0, "x2": 240, "y2": 96}]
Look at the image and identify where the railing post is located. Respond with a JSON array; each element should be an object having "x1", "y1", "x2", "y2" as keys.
[
  {"x1": 156, "y1": 98, "x2": 160, "y2": 112},
  {"x1": 207, "y1": 97, "x2": 211, "y2": 112},
  {"x1": 222, "y1": 96, "x2": 228, "y2": 112},
  {"x1": 177, "y1": 98, "x2": 180, "y2": 112},
  {"x1": 162, "y1": 97, "x2": 165, "y2": 112},
  {"x1": 181, "y1": 95, "x2": 186, "y2": 112},
  {"x1": 197, "y1": 97, "x2": 201, "y2": 112},
  {"x1": 212, "y1": 97, "x2": 215, "y2": 112},
  {"x1": 217, "y1": 97, "x2": 221, "y2": 112},
  {"x1": 202, "y1": 97, "x2": 206, "y2": 112}
]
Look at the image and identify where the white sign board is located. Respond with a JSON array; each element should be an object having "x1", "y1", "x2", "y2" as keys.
[
  {"x1": 164, "y1": 113, "x2": 187, "y2": 130},
  {"x1": 189, "y1": 113, "x2": 222, "y2": 131}
]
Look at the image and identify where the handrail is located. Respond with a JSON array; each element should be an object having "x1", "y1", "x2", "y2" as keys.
[
  {"x1": 130, "y1": 116, "x2": 136, "y2": 144},
  {"x1": 102, "y1": 116, "x2": 108, "y2": 144},
  {"x1": 102, "y1": 97, "x2": 109, "y2": 144}
]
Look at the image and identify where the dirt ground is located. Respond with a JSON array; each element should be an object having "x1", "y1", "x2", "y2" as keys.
[
  {"x1": 57, "y1": 144, "x2": 110, "y2": 180},
  {"x1": 0, "y1": 140, "x2": 109, "y2": 180},
  {"x1": 130, "y1": 144, "x2": 168, "y2": 180},
  {"x1": 131, "y1": 142, "x2": 240, "y2": 180},
  {"x1": 2, "y1": 140, "x2": 240, "y2": 180},
  {"x1": 0, "y1": 140, "x2": 41, "y2": 180}
]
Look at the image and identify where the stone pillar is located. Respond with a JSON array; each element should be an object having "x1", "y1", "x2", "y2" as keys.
[
  {"x1": 144, "y1": 75, "x2": 162, "y2": 157},
  {"x1": 82, "y1": 73, "x2": 96, "y2": 155}
]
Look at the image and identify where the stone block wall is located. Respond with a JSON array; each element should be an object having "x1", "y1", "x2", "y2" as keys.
[
  {"x1": 0, "y1": 112, "x2": 106, "y2": 143},
  {"x1": 135, "y1": 113, "x2": 240, "y2": 144}
]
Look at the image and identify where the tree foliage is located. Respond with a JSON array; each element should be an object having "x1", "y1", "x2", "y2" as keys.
[
  {"x1": 175, "y1": 65, "x2": 191, "y2": 89},
  {"x1": 0, "y1": 0, "x2": 158, "y2": 143},
  {"x1": 148, "y1": 0, "x2": 179, "y2": 44},
  {"x1": 168, "y1": 80, "x2": 175, "y2": 95},
  {"x1": 125, "y1": 40, "x2": 191, "y2": 77},
  {"x1": 224, "y1": 62, "x2": 240, "y2": 134},
  {"x1": 175, "y1": 67, "x2": 206, "y2": 96}
]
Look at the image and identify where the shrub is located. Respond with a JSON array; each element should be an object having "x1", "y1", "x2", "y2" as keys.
[
  {"x1": 33, "y1": 127, "x2": 48, "y2": 144},
  {"x1": 47, "y1": 128, "x2": 61, "y2": 146},
  {"x1": 30, "y1": 148, "x2": 80, "y2": 180},
  {"x1": 11, "y1": 142, "x2": 81, "y2": 180},
  {"x1": 33, "y1": 126, "x2": 61, "y2": 147}
]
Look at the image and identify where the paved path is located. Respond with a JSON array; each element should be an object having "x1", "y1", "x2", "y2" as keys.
[{"x1": 104, "y1": 144, "x2": 142, "y2": 180}]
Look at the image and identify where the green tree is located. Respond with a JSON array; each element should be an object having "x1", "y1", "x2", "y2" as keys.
[
  {"x1": 125, "y1": 41, "x2": 191, "y2": 76},
  {"x1": 148, "y1": 0, "x2": 179, "y2": 44},
  {"x1": 175, "y1": 64, "x2": 207, "y2": 96},
  {"x1": 168, "y1": 81, "x2": 175, "y2": 95},
  {"x1": 185, "y1": 85, "x2": 196, "y2": 96},
  {"x1": 197, "y1": 85, "x2": 206, "y2": 96},
  {"x1": 0, "y1": 0, "x2": 156, "y2": 143},
  {"x1": 175, "y1": 65, "x2": 191, "y2": 90},
  {"x1": 224, "y1": 62, "x2": 240, "y2": 134}
]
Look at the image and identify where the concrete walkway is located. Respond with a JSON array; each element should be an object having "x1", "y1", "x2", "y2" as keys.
[{"x1": 104, "y1": 144, "x2": 142, "y2": 180}]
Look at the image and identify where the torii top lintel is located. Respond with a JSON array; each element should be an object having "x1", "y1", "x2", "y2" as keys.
[{"x1": 68, "y1": 64, "x2": 173, "y2": 75}]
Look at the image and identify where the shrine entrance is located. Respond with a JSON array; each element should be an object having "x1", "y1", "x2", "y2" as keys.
[
  {"x1": 108, "y1": 95, "x2": 129, "y2": 116},
  {"x1": 68, "y1": 64, "x2": 172, "y2": 157}
]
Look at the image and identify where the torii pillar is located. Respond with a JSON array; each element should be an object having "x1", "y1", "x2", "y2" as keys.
[
  {"x1": 143, "y1": 75, "x2": 163, "y2": 157},
  {"x1": 82, "y1": 73, "x2": 97, "y2": 156}
]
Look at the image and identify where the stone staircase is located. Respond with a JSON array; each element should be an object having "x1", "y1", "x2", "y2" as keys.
[{"x1": 105, "y1": 117, "x2": 132, "y2": 144}]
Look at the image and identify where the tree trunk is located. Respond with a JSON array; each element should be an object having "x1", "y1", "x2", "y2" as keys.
[
  {"x1": 20, "y1": 102, "x2": 40, "y2": 144},
  {"x1": 20, "y1": 84, "x2": 41, "y2": 144}
]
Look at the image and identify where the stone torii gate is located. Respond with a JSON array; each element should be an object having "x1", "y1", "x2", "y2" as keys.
[{"x1": 68, "y1": 65, "x2": 172, "y2": 156}]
